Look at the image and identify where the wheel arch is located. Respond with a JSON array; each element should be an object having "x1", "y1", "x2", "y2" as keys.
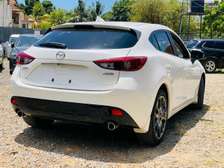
[
  {"x1": 201, "y1": 72, "x2": 206, "y2": 82},
  {"x1": 158, "y1": 83, "x2": 170, "y2": 116}
]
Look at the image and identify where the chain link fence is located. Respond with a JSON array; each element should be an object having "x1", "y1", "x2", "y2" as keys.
[{"x1": 0, "y1": 27, "x2": 43, "y2": 42}]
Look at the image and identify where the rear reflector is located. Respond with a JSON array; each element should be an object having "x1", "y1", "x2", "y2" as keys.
[
  {"x1": 111, "y1": 108, "x2": 124, "y2": 117},
  {"x1": 16, "y1": 52, "x2": 35, "y2": 65},
  {"x1": 94, "y1": 56, "x2": 147, "y2": 71},
  {"x1": 11, "y1": 97, "x2": 16, "y2": 105}
]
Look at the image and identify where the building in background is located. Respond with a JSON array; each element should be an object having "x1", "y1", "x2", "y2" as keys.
[
  {"x1": 0, "y1": 0, "x2": 12, "y2": 27},
  {"x1": 0, "y1": 0, "x2": 33, "y2": 28}
]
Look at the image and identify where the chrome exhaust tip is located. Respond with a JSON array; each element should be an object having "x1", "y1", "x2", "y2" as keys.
[
  {"x1": 16, "y1": 110, "x2": 25, "y2": 117},
  {"x1": 107, "y1": 121, "x2": 118, "y2": 131}
]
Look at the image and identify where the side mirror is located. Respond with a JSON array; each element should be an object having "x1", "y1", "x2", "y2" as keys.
[
  {"x1": 190, "y1": 49, "x2": 204, "y2": 63},
  {"x1": 11, "y1": 43, "x2": 15, "y2": 48}
]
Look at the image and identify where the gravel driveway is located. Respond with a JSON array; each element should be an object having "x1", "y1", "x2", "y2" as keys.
[{"x1": 0, "y1": 60, "x2": 224, "y2": 168}]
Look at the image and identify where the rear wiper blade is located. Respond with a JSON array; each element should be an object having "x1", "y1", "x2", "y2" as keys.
[{"x1": 38, "y1": 42, "x2": 67, "y2": 49}]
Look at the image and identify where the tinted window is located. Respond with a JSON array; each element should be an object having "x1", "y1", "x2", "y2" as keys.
[
  {"x1": 203, "y1": 41, "x2": 216, "y2": 48},
  {"x1": 154, "y1": 31, "x2": 174, "y2": 55},
  {"x1": 169, "y1": 32, "x2": 189, "y2": 59},
  {"x1": 214, "y1": 41, "x2": 224, "y2": 49},
  {"x1": 35, "y1": 28, "x2": 138, "y2": 49},
  {"x1": 149, "y1": 34, "x2": 160, "y2": 50},
  {"x1": 171, "y1": 39, "x2": 184, "y2": 58}
]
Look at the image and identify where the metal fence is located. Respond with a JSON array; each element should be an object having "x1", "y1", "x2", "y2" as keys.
[{"x1": 0, "y1": 27, "x2": 40, "y2": 42}]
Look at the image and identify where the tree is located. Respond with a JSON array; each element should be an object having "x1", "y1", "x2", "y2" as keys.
[
  {"x1": 49, "y1": 9, "x2": 68, "y2": 26},
  {"x1": 131, "y1": 0, "x2": 198, "y2": 34},
  {"x1": 95, "y1": 0, "x2": 103, "y2": 16},
  {"x1": 24, "y1": 0, "x2": 40, "y2": 15},
  {"x1": 111, "y1": 0, "x2": 133, "y2": 21},
  {"x1": 131, "y1": 0, "x2": 166, "y2": 23},
  {"x1": 32, "y1": 1, "x2": 44, "y2": 21},
  {"x1": 74, "y1": 0, "x2": 88, "y2": 22},
  {"x1": 42, "y1": 0, "x2": 55, "y2": 14},
  {"x1": 89, "y1": 0, "x2": 104, "y2": 21},
  {"x1": 39, "y1": 14, "x2": 52, "y2": 29},
  {"x1": 203, "y1": 1, "x2": 224, "y2": 38},
  {"x1": 102, "y1": 11, "x2": 113, "y2": 21}
]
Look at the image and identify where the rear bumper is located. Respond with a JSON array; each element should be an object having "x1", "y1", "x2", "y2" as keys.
[
  {"x1": 12, "y1": 97, "x2": 138, "y2": 128},
  {"x1": 11, "y1": 70, "x2": 158, "y2": 133}
]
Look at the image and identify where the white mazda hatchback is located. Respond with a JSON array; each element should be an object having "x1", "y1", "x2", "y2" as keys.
[{"x1": 11, "y1": 22, "x2": 205, "y2": 146}]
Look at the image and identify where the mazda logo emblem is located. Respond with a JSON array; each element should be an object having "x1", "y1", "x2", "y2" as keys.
[{"x1": 56, "y1": 51, "x2": 66, "y2": 60}]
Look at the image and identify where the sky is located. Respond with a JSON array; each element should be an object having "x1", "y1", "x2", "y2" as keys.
[
  {"x1": 17, "y1": 0, "x2": 117, "y2": 12},
  {"x1": 16, "y1": 0, "x2": 217, "y2": 12}
]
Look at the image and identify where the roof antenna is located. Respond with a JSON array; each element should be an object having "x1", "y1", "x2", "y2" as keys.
[{"x1": 95, "y1": 16, "x2": 105, "y2": 22}]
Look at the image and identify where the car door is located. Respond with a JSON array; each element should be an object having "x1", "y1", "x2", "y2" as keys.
[
  {"x1": 152, "y1": 30, "x2": 187, "y2": 112},
  {"x1": 216, "y1": 41, "x2": 224, "y2": 67},
  {"x1": 168, "y1": 31, "x2": 199, "y2": 101},
  {"x1": 208, "y1": 41, "x2": 224, "y2": 68}
]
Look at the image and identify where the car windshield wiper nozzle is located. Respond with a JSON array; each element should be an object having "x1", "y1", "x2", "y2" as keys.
[{"x1": 38, "y1": 42, "x2": 67, "y2": 49}]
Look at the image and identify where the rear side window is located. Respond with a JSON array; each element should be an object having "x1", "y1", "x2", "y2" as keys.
[
  {"x1": 149, "y1": 34, "x2": 160, "y2": 50},
  {"x1": 168, "y1": 32, "x2": 190, "y2": 59},
  {"x1": 35, "y1": 28, "x2": 138, "y2": 49},
  {"x1": 213, "y1": 41, "x2": 224, "y2": 49},
  {"x1": 153, "y1": 31, "x2": 174, "y2": 55}
]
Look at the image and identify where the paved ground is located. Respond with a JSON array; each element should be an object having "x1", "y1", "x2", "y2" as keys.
[{"x1": 0, "y1": 60, "x2": 224, "y2": 168}]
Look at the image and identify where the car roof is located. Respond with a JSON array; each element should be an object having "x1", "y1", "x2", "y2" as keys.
[
  {"x1": 19, "y1": 34, "x2": 42, "y2": 37},
  {"x1": 10, "y1": 34, "x2": 20, "y2": 38},
  {"x1": 196, "y1": 39, "x2": 224, "y2": 42},
  {"x1": 10, "y1": 34, "x2": 42, "y2": 38},
  {"x1": 53, "y1": 21, "x2": 171, "y2": 32}
]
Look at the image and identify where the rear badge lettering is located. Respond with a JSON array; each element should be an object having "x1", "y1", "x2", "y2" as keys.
[{"x1": 103, "y1": 72, "x2": 115, "y2": 76}]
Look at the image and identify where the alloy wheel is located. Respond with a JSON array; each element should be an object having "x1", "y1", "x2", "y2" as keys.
[
  {"x1": 205, "y1": 60, "x2": 216, "y2": 72},
  {"x1": 153, "y1": 95, "x2": 168, "y2": 139}
]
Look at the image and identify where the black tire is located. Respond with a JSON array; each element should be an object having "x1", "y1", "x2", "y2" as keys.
[
  {"x1": 23, "y1": 116, "x2": 54, "y2": 129},
  {"x1": 195, "y1": 77, "x2": 205, "y2": 109},
  {"x1": 137, "y1": 89, "x2": 168, "y2": 146},
  {"x1": 0, "y1": 63, "x2": 3, "y2": 71},
  {"x1": 9, "y1": 60, "x2": 14, "y2": 75},
  {"x1": 204, "y1": 60, "x2": 216, "y2": 73}
]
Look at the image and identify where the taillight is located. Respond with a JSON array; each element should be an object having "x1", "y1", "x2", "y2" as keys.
[
  {"x1": 16, "y1": 52, "x2": 35, "y2": 65},
  {"x1": 11, "y1": 97, "x2": 16, "y2": 105},
  {"x1": 94, "y1": 56, "x2": 147, "y2": 71},
  {"x1": 111, "y1": 108, "x2": 124, "y2": 117}
]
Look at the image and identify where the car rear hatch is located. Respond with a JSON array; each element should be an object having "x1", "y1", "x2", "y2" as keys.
[{"x1": 19, "y1": 25, "x2": 139, "y2": 91}]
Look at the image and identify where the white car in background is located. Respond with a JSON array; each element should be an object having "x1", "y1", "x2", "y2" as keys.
[
  {"x1": 0, "y1": 43, "x2": 4, "y2": 70},
  {"x1": 5, "y1": 34, "x2": 20, "y2": 59},
  {"x1": 0, "y1": 45, "x2": 3, "y2": 67},
  {"x1": 11, "y1": 22, "x2": 205, "y2": 146}
]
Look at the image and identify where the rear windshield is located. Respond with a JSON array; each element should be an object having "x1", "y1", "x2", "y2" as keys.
[{"x1": 35, "y1": 28, "x2": 138, "y2": 49}]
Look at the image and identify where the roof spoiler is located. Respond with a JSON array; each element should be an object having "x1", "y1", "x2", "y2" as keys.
[{"x1": 95, "y1": 16, "x2": 105, "y2": 22}]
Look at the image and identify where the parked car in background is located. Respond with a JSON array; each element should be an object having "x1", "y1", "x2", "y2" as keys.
[
  {"x1": 185, "y1": 39, "x2": 200, "y2": 49},
  {"x1": 0, "y1": 43, "x2": 4, "y2": 70},
  {"x1": 187, "y1": 39, "x2": 224, "y2": 73},
  {"x1": 11, "y1": 22, "x2": 205, "y2": 146},
  {"x1": 5, "y1": 34, "x2": 20, "y2": 59},
  {"x1": 9, "y1": 34, "x2": 42, "y2": 74}
]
